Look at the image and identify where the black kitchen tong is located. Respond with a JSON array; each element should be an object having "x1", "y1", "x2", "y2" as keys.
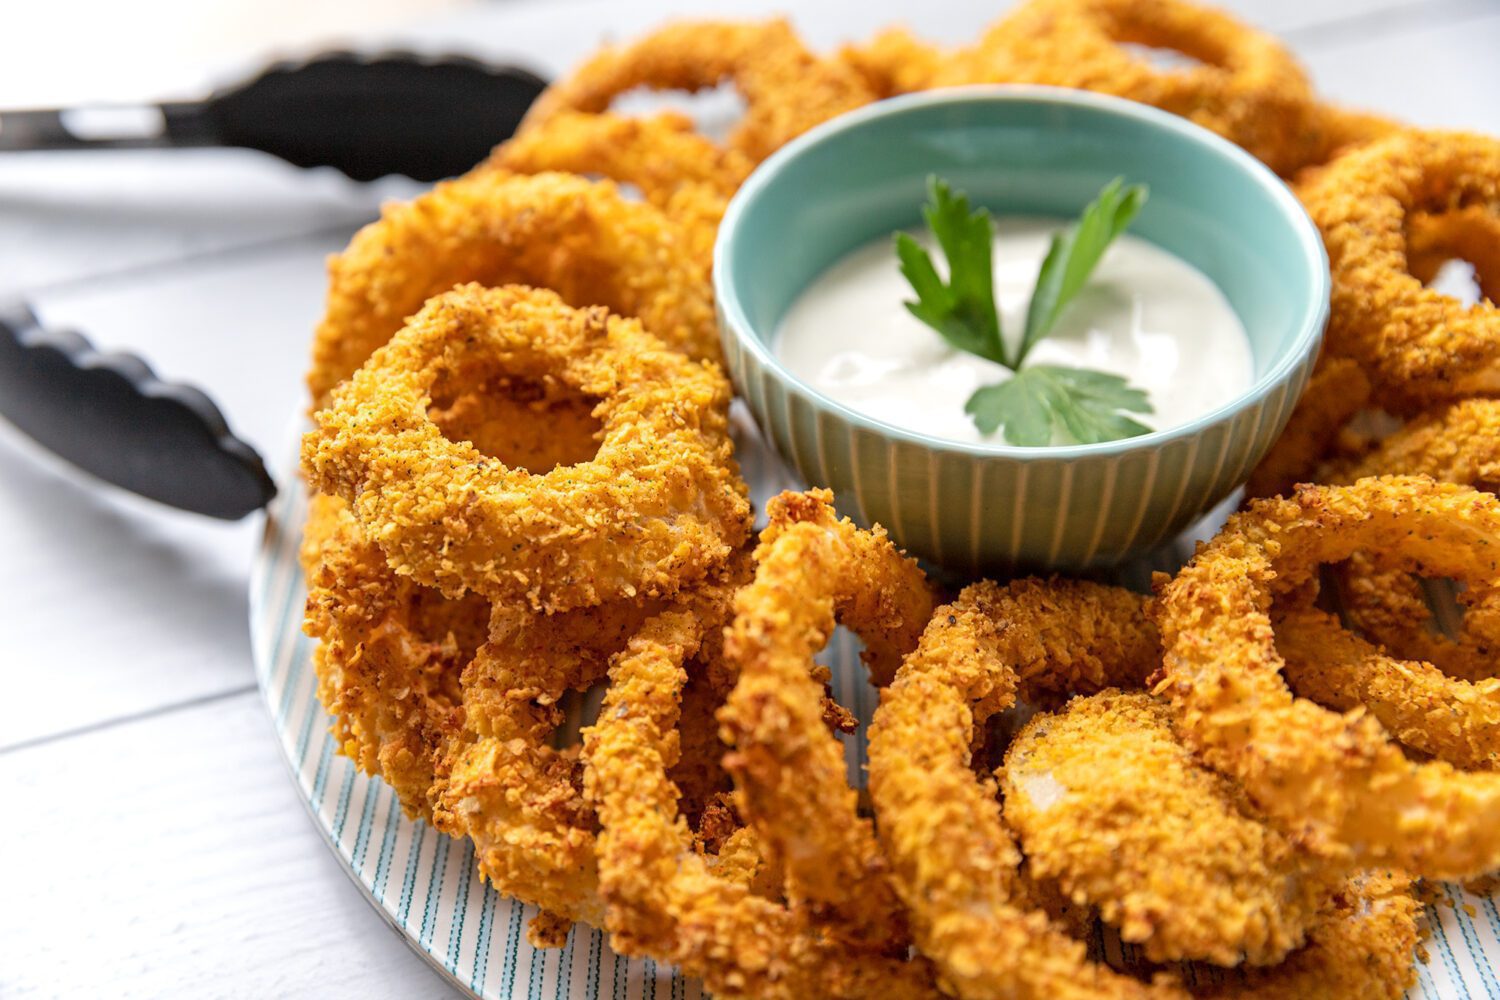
[{"x1": 0, "y1": 51, "x2": 547, "y2": 519}]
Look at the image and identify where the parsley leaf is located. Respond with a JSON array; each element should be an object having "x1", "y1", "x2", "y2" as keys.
[
  {"x1": 965, "y1": 365, "x2": 1153, "y2": 447},
  {"x1": 1016, "y1": 177, "x2": 1149, "y2": 366},
  {"x1": 895, "y1": 176, "x2": 1007, "y2": 366}
]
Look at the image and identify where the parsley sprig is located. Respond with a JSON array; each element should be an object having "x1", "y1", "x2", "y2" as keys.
[{"x1": 896, "y1": 176, "x2": 1153, "y2": 446}]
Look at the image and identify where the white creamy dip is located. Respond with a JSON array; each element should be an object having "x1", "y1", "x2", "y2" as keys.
[{"x1": 775, "y1": 217, "x2": 1254, "y2": 446}]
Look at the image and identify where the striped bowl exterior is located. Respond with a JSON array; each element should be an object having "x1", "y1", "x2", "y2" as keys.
[{"x1": 724, "y1": 324, "x2": 1316, "y2": 575}]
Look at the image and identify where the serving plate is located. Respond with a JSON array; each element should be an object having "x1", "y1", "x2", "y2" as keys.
[{"x1": 252, "y1": 408, "x2": 1496, "y2": 999}]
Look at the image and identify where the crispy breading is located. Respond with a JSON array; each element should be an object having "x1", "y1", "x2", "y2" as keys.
[
  {"x1": 304, "y1": 284, "x2": 751, "y2": 612},
  {"x1": 932, "y1": 0, "x2": 1321, "y2": 176},
  {"x1": 1155, "y1": 476, "x2": 1500, "y2": 877},
  {"x1": 1004, "y1": 690, "x2": 1340, "y2": 967},
  {"x1": 1277, "y1": 606, "x2": 1500, "y2": 769},
  {"x1": 1243, "y1": 356, "x2": 1373, "y2": 501},
  {"x1": 719, "y1": 489, "x2": 934, "y2": 951},
  {"x1": 306, "y1": 171, "x2": 717, "y2": 407},
  {"x1": 1298, "y1": 130, "x2": 1500, "y2": 412},
  {"x1": 301, "y1": 494, "x2": 488, "y2": 818},
  {"x1": 520, "y1": 19, "x2": 876, "y2": 163},
  {"x1": 868, "y1": 581, "x2": 1175, "y2": 1000},
  {"x1": 583, "y1": 609, "x2": 942, "y2": 999}
]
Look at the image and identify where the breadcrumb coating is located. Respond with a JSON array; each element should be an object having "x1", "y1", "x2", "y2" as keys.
[
  {"x1": 307, "y1": 171, "x2": 717, "y2": 407},
  {"x1": 933, "y1": 0, "x2": 1322, "y2": 176},
  {"x1": 520, "y1": 19, "x2": 876, "y2": 163},
  {"x1": 1276, "y1": 606, "x2": 1500, "y2": 769},
  {"x1": 302, "y1": 494, "x2": 488, "y2": 819},
  {"x1": 1298, "y1": 130, "x2": 1500, "y2": 412},
  {"x1": 719, "y1": 489, "x2": 934, "y2": 951},
  {"x1": 304, "y1": 284, "x2": 750, "y2": 612},
  {"x1": 1004, "y1": 690, "x2": 1339, "y2": 967},
  {"x1": 1155, "y1": 476, "x2": 1500, "y2": 877}
]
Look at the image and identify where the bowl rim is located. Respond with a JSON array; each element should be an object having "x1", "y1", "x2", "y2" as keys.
[{"x1": 713, "y1": 84, "x2": 1331, "y2": 460}]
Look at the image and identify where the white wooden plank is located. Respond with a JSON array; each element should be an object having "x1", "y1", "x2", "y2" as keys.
[
  {"x1": 1, "y1": 231, "x2": 344, "y2": 748},
  {"x1": 0, "y1": 692, "x2": 461, "y2": 998},
  {"x1": 0, "y1": 153, "x2": 416, "y2": 298}
]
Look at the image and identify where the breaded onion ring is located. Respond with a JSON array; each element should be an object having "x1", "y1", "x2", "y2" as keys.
[
  {"x1": 307, "y1": 170, "x2": 716, "y2": 406},
  {"x1": 582, "y1": 608, "x2": 941, "y2": 1000},
  {"x1": 304, "y1": 284, "x2": 750, "y2": 612},
  {"x1": 302, "y1": 493, "x2": 488, "y2": 818},
  {"x1": 1315, "y1": 398, "x2": 1500, "y2": 680},
  {"x1": 719, "y1": 489, "x2": 934, "y2": 950},
  {"x1": 1155, "y1": 476, "x2": 1500, "y2": 877},
  {"x1": 488, "y1": 110, "x2": 751, "y2": 205},
  {"x1": 868, "y1": 579, "x2": 1175, "y2": 1000},
  {"x1": 485, "y1": 110, "x2": 750, "y2": 263},
  {"x1": 521, "y1": 19, "x2": 875, "y2": 163},
  {"x1": 1205, "y1": 872, "x2": 1420, "y2": 1000},
  {"x1": 1003, "y1": 690, "x2": 1338, "y2": 967},
  {"x1": 1276, "y1": 606, "x2": 1500, "y2": 769},
  {"x1": 835, "y1": 26, "x2": 943, "y2": 98},
  {"x1": 1298, "y1": 130, "x2": 1500, "y2": 412},
  {"x1": 934, "y1": 0, "x2": 1320, "y2": 176},
  {"x1": 435, "y1": 548, "x2": 748, "y2": 936},
  {"x1": 1243, "y1": 356, "x2": 1372, "y2": 500},
  {"x1": 1406, "y1": 204, "x2": 1500, "y2": 303}
]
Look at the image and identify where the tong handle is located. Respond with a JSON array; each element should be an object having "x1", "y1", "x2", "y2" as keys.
[{"x1": 0, "y1": 301, "x2": 276, "y2": 519}]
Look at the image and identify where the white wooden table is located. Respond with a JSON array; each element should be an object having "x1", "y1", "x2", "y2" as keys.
[{"x1": 3, "y1": 1, "x2": 1498, "y2": 995}]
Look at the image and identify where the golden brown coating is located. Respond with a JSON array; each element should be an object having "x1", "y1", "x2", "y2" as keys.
[
  {"x1": 1315, "y1": 398, "x2": 1500, "y2": 682},
  {"x1": 583, "y1": 608, "x2": 943, "y2": 1000},
  {"x1": 719, "y1": 489, "x2": 935, "y2": 951},
  {"x1": 1335, "y1": 550, "x2": 1500, "y2": 683},
  {"x1": 1003, "y1": 690, "x2": 1338, "y2": 967},
  {"x1": 521, "y1": 19, "x2": 876, "y2": 163},
  {"x1": 302, "y1": 494, "x2": 489, "y2": 819},
  {"x1": 835, "y1": 26, "x2": 943, "y2": 97},
  {"x1": 434, "y1": 544, "x2": 749, "y2": 936},
  {"x1": 303, "y1": 284, "x2": 751, "y2": 612},
  {"x1": 485, "y1": 110, "x2": 750, "y2": 263},
  {"x1": 1276, "y1": 606, "x2": 1500, "y2": 769},
  {"x1": 307, "y1": 170, "x2": 716, "y2": 407},
  {"x1": 1242, "y1": 356, "x2": 1372, "y2": 501},
  {"x1": 1155, "y1": 476, "x2": 1500, "y2": 878},
  {"x1": 933, "y1": 0, "x2": 1321, "y2": 176},
  {"x1": 868, "y1": 579, "x2": 1176, "y2": 1000},
  {"x1": 1298, "y1": 130, "x2": 1500, "y2": 412},
  {"x1": 1201, "y1": 872, "x2": 1420, "y2": 1000},
  {"x1": 1406, "y1": 204, "x2": 1500, "y2": 303}
]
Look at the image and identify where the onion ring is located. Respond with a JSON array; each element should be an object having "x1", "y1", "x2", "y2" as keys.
[
  {"x1": 868, "y1": 579, "x2": 1175, "y2": 1000},
  {"x1": 582, "y1": 606, "x2": 941, "y2": 999},
  {"x1": 302, "y1": 493, "x2": 489, "y2": 819},
  {"x1": 520, "y1": 19, "x2": 875, "y2": 163},
  {"x1": 303, "y1": 283, "x2": 751, "y2": 612},
  {"x1": 1154, "y1": 475, "x2": 1500, "y2": 877},
  {"x1": 1298, "y1": 130, "x2": 1500, "y2": 412},
  {"x1": 934, "y1": 0, "x2": 1320, "y2": 176},
  {"x1": 1406, "y1": 204, "x2": 1500, "y2": 303},
  {"x1": 485, "y1": 110, "x2": 750, "y2": 263},
  {"x1": 836, "y1": 27, "x2": 943, "y2": 97},
  {"x1": 1276, "y1": 606, "x2": 1500, "y2": 769},
  {"x1": 718, "y1": 489, "x2": 934, "y2": 950},
  {"x1": 434, "y1": 545, "x2": 748, "y2": 936},
  {"x1": 1312, "y1": 398, "x2": 1500, "y2": 681},
  {"x1": 307, "y1": 170, "x2": 717, "y2": 407},
  {"x1": 1002, "y1": 689, "x2": 1339, "y2": 967}
]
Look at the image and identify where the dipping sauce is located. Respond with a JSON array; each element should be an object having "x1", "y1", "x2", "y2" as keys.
[{"x1": 775, "y1": 218, "x2": 1254, "y2": 446}]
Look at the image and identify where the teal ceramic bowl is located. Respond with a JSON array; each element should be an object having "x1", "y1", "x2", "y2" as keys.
[{"x1": 715, "y1": 87, "x2": 1330, "y2": 574}]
